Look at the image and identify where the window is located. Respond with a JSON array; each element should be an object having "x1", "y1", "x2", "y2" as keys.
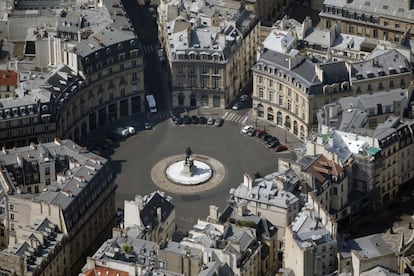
[
  {"x1": 9, "y1": 204, "x2": 13, "y2": 210},
  {"x1": 178, "y1": 65, "x2": 183, "y2": 73},
  {"x1": 278, "y1": 94, "x2": 283, "y2": 106},
  {"x1": 45, "y1": 167, "x2": 50, "y2": 175},
  {"x1": 259, "y1": 87, "x2": 264, "y2": 98},
  {"x1": 190, "y1": 76, "x2": 196, "y2": 87},
  {"x1": 213, "y1": 66, "x2": 219, "y2": 74},
  {"x1": 10, "y1": 213, "x2": 14, "y2": 220},
  {"x1": 202, "y1": 76, "x2": 208, "y2": 87},
  {"x1": 213, "y1": 77, "x2": 220, "y2": 89},
  {"x1": 269, "y1": 79, "x2": 273, "y2": 87},
  {"x1": 202, "y1": 64, "x2": 208, "y2": 74},
  {"x1": 287, "y1": 99, "x2": 291, "y2": 111},
  {"x1": 269, "y1": 91, "x2": 274, "y2": 102},
  {"x1": 189, "y1": 65, "x2": 195, "y2": 74},
  {"x1": 258, "y1": 76, "x2": 263, "y2": 83}
]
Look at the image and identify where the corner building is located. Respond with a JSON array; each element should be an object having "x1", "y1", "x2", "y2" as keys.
[
  {"x1": 158, "y1": 0, "x2": 260, "y2": 109},
  {"x1": 0, "y1": 139, "x2": 116, "y2": 275},
  {"x1": 0, "y1": 0, "x2": 145, "y2": 148}
]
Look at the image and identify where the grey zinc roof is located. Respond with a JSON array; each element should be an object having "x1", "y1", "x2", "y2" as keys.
[
  {"x1": 360, "y1": 266, "x2": 400, "y2": 276},
  {"x1": 348, "y1": 234, "x2": 393, "y2": 259},
  {"x1": 70, "y1": 0, "x2": 137, "y2": 58},
  {"x1": 92, "y1": 236, "x2": 158, "y2": 264},
  {"x1": 230, "y1": 170, "x2": 299, "y2": 208},
  {"x1": 319, "y1": 61, "x2": 349, "y2": 84},
  {"x1": 0, "y1": 139, "x2": 108, "y2": 230},
  {"x1": 223, "y1": 225, "x2": 254, "y2": 253},
  {"x1": 350, "y1": 49, "x2": 411, "y2": 80},
  {"x1": 164, "y1": 0, "x2": 258, "y2": 62},
  {"x1": 323, "y1": 0, "x2": 414, "y2": 21},
  {"x1": 140, "y1": 191, "x2": 175, "y2": 228},
  {"x1": 291, "y1": 212, "x2": 333, "y2": 249},
  {"x1": 257, "y1": 49, "x2": 320, "y2": 87}
]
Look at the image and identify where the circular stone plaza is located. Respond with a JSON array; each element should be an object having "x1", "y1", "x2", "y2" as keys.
[{"x1": 151, "y1": 154, "x2": 225, "y2": 194}]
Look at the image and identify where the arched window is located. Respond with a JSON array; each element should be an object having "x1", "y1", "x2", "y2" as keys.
[
  {"x1": 285, "y1": 116, "x2": 291, "y2": 129},
  {"x1": 267, "y1": 107, "x2": 274, "y2": 122},
  {"x1": 257, "y1": 104, "x2": 264, "y2": 118},
  {"x1": 293, "y1": 121, "x2": 298, "y2": 135},
  {"x1": 277, "y1": 111, "x2": 282, "y2": 126},
  {"x1": 300, "y1": 125, "x2": 305, "y2": 140}
]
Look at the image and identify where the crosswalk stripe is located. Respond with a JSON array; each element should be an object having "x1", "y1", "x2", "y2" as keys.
[
  {"x1": 242, "y1": 116, "x2": 248, "y2": 124},
  {"x1": 234, "y1": 115, "x2": 242, "y2": 122},
  {"x1": 227, "y1": 113, "x2": 236, "y2": 121},
  {"x1": 222, "y1": 111, "x2": 229, "y2": 119}
]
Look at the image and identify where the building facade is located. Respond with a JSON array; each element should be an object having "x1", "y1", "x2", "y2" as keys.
[
  {"x1": 284, "y1": 193, "x2": 337, "y2": 276},
  {"x1": 0, "y1": 0, "x2": 145, "y2": 149},
  {"x1": 319, "y1": 0, "x2": 414, "y2": 42},
  {"x1": 122, "y1": 191, "x2": 176, "y2": 243},
  {"x1": 228, "y1": 171, "x2": 301, "y2": 267},
  {"x1": 251, "y1": 43, "x2": 412, "y2": 140},
  {"x1": 158, "y1": 0, "x2": 260, "y2": 109},
  {"x1": 0, "y1": 139, "x2": 116, "y2": 275}
]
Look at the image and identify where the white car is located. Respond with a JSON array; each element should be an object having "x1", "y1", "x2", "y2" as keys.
[
  {"x1": 241, "y1": 125, "x2": 255, "y2": 134},
  {"x1": 114, "y1": 127, "x2": 129, "y2": 137},
  {"x1": 127, "y1": 126, "x2": 136, "y2": 135}
]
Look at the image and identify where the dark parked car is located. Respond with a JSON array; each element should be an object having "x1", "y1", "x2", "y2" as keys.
[
  {"x1": 183, "y1": 115, "x2": 191, "y2": 124},
  {"x1": 175, "y1": 117, "x2": 183, "y2": 125},
  {"x1": 214, "y1": 118, "x2": 224, "y2": 127},
  {"x1": 261, "y1": 133, "x2": 271, "y2": 141},
  {"x1": 274, "y1": 144, "x2": 288, "y2": 152},
  {"x1": 199, "y1": 116, "x2": 207, "y2": 124},
  {"x1": 191, "y1": 115, "x2": 199, "y2": 124},
  {"x1": 246, "y1": 130, "x2": 255, "y2": 137},
  {"x1": 207, "y1": 117, "x2": 215, "y2": 125},
  {"x1": 267, "y1": 139, "x2": 280, "y2": 148},
  {"x1": 255, "y1": 129, "x2": 266, "y2": 138},
  {"x1": 265, "y1": 135, "x2": 278, "y2": 143},
  {"x1": 171, "y1": 113, "x2": 180, "y2": 122}
]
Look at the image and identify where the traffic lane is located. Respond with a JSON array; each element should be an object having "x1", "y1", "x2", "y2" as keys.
[
  {"x1": 112, "y1": 120, "x2": 296, "y2": 231},
  {"x1": 143, "y1": 50, "x2": 168, "y2": 111},
  {"x1": 122, "y1": 0, "x2": 158, "y2": 43}
]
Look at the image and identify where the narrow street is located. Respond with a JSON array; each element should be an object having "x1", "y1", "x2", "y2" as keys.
[{"x1": 121, "y1": 0, "x2": 171, "y2": 111}]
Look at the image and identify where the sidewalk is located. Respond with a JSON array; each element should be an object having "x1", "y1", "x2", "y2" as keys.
[{"x1": 246, "y1": 116, "x2": 304, "y2": 151}]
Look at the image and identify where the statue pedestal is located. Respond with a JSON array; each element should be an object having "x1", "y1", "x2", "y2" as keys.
[{"x1": 181, "y1": 158, "x2": 195, "y2": 177}]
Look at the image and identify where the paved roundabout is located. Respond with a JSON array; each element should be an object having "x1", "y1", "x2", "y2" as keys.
[
  {"x1": 110, "y1": 118, "x2": 297, "y2": 232},
  {"x1": 151, "y1": 154, "x2": 225, "y2": 194}
]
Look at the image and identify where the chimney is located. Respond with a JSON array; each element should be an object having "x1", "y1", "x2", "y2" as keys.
[
  {"x1": 243, "y1": 174, "x2": 253, "y2": 190},
  {"x1": 16, "y1": 154, "x2": 23, "y2": 168},
  {"x1": 209, "y1": 205, "x2": 219, "y2": 221},
  {"x1": 157, "y1": 207, "x2": 162, "y2": 223},
  {"x1": 236, "y1": 203, "x2": 247, "y2": 217},
  {"x1": 135, "y1": 195, "x2": 143, "y2": 210}
]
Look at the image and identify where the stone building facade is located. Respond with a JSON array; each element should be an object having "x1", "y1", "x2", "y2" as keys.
[
  {"x1": 0, "y1": 139, "x2": 116, "y2": 275},
  {"x1": 158, "y1": 0, "x2": 260, "y2": 109}
]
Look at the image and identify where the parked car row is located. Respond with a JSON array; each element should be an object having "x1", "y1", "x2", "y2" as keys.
[
  {"x1": 241, "y1": 125, "x2": 288, "y2": 152},
  {"x1": 172, "y1": 114, "x2": 224, "y2": 127},
  {"x1": 113, "y1": 126, "x2": 136, "y2": 137}
]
